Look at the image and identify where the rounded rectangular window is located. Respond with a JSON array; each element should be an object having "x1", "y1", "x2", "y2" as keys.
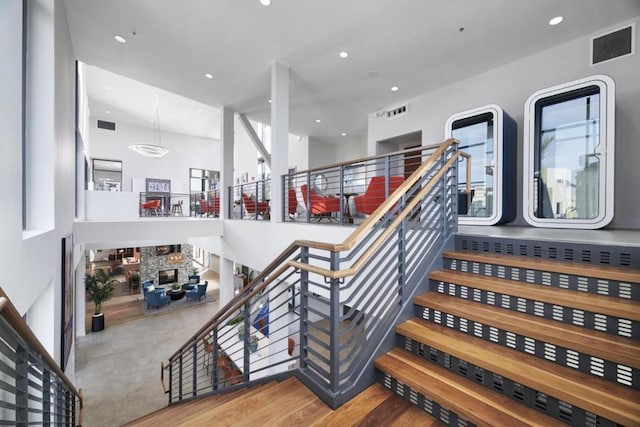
[
  {"x1": 523, "y1": 75, "x2": 615, "y2": 229},
  {"x1": 446, "y1": 105, "x2": 517, "y2": 225}
]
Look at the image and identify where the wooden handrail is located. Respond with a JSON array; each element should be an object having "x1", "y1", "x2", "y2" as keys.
[
  {"x1": 0, "y1": 289, "x2": 84, "y2": 413},
  {"x1": 289, "y1": 151, "x2": 468, "y2": 279},
  {"x1": 167, "y1": 138, "x2": 466, "y2": 363},
  {"x1": 160, "y1": 362, "x2": 168, "y2": 393}
]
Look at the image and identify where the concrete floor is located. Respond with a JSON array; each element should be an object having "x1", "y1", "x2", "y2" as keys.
[{"x1": 76, "y1": 285, "x2": 221, "y2": 426}]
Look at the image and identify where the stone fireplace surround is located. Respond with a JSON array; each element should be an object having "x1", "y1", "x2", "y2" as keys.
[{"x1": 140, "y1": 244, "x2": 194, "y2": 286}]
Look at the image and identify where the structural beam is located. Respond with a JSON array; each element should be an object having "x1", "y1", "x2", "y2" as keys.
[{"x1": 238, "y1": 113, "x2": 271, "y2": 168}]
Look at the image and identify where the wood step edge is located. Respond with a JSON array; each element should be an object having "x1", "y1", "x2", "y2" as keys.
[
  {"x1": 311, "y1": 382, "x2": 392, "y2": 426},
  {"x1": 429, "y1": 269, "x2": 640, "y2": 321},
  {"x1": 375, "y1": 349, "x2": 565, "y2": 427},
  {"x1": 443, "y1": 250, "x2": 640, "y2": 283},
  {"x1": 414, "y1": 292, "x2": 640, "y2": 369},
  {"x1": 398, "y1": 318, "x2": 640, "y2": 427}
]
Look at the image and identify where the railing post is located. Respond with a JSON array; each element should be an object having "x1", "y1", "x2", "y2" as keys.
[
  {"x1": 299, "y1": 247, "x2": 309, "y2": 370},
  {"x1": 339, "y1": 165, "x2": 345, "y2": 224},
  {"x1": 16, "y1": 345, "x2": 28, "y2": 425},
  {"x1": 305, "y1": 172, "x2": 311, "y2": 223},
  {"x1": 178, "y1": 354, "x2": 183, "y2": 401},
  {"x1": 168, "y1": 361, "x2": 173, "y2": 403},
  {"x1": 212, "y1": 329, "x2": 219, "y2": 391},
  {"x1": 192, "y1": 341, "x2": 198, "y2": 398},
  {"x1": 243, "y1": 300, "x2": 251, "y2": 381},
  {"x1": 43, "y1": 363, "x2": 51, "y2": 425},
  {"x1": 329, "y1": 251, "x2": 341, "y2": 392},
  {"x1": 397, "y1": 195, "x2": 406, "y2": 305}
]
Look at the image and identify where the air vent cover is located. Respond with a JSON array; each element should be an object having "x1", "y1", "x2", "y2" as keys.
[
  {"x1": 97, "y1": 119, "x2": 116, "y2": 131},
  {"x1": 592, "y1": 25, "x2": 634, "y2": 65}
]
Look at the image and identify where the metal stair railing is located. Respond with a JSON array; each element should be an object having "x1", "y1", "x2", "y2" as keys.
[
  {"x1": 163, "y1": 138, "x2": 469, "y2": 408},
  {"x1": 0, "y1": 288, "x2": 83, "y2": 426}
]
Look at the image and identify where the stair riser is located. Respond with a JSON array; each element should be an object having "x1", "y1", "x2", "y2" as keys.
[
  {"x1": 455, "y1": 235, "x2": 640, "y2": 268},
  {"x1": 399, "y1": 336, "x2": 617, "y2": 427},
  {"x1": 431, "y1": 280, "x2": 638, "y2": 339},
  {"x1": 415, "y1": 304, "x2": 639, "y2": 391},
  {"x1": 443, "y1": 258, "x2": 639, "y2": 300},
  {"x1": 379, "y1": 372, "x2": 475, "y2": 427}
]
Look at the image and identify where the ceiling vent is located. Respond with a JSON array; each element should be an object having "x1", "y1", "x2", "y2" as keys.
[
  {"x1": 591, "y1": 24, "x2": 634, "y2": 65},
  {"x1": 376, "y1": 104, "x2": 409, "y2": 119},
  {"x1": 97, "y1": 119, "x2": 116, "y2": 131}
]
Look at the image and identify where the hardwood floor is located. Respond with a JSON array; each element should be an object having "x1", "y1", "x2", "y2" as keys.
[{"x1": 124, "y1": 378, "x2": 442, "y2": 426}]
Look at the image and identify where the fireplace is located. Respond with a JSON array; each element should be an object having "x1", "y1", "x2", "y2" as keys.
[{"x1": 158, "y1": 269, "x2": 178, "y2": 285}]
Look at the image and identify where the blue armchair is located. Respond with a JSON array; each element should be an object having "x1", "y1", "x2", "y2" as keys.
[
  {"x1": 147, "y1": 289, "x2": 170, "y2": 309},
  {"x1": 142, "y1": 280, "x2": 164, "y2": 300},
  {"x1": 186, "y1": 281, "x2": 208, "y2": 301}
]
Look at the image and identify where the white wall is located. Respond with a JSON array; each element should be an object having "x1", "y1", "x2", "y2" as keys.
[
  {"x1": 0, "y1": 0, "x2": 79, "y2": 377},
  {"x1": 368, "y1": 16, "x2": 640, "y2": 229},
  {"x1": 89, "y1": 120, "x2": 220, "y2": 193},
  {"x1": 308, "y1": 137, "x2": 336, "y2": 168}
]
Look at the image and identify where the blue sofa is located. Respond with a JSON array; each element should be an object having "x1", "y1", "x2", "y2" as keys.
[
  {"x1": 186, "y1": 281, "x2": 208, "y2": 301},
  {"x1": 147, "y1": 288, "x2": 170, "y2": 309}
]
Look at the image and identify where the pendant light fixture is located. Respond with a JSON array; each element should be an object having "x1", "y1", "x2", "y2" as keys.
[{"x1": 129, "y1": 91, "x2": 169, "y2": 158}]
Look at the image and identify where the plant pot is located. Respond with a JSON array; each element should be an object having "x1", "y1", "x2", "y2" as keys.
[
  {"x1": 249, "y1": 341, "x2": 258, "y2": 353},
  {"x1": 92, "y1": 313, "x2": 105, "y2": 332}
]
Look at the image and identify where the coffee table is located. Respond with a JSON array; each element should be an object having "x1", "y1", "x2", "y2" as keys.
[{"x1": 166, "y1": 289, "x2": 186, "y2": 301}]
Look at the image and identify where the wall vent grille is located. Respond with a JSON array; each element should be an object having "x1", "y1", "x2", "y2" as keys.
[
  {"x1": 97, "y1": 120, "x2": 116, "y2": 131},
  {"x1": 591, "y1": 25, "x2": 634, "y2": 65}
]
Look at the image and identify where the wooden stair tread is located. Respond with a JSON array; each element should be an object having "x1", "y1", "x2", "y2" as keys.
[
  {"x1": 313, "y1": 383, "x2": 439, "y2": 427},
  {"x1": 398, "y1": 318, "x2": 640, "y2": 426},
  {"x1": 414, "y1": 292, "x2": 640, "y2": 369},
  {"x1": 443, "y1": 250, "x2": 640, "y2": 284},
  {"x1": 178, "y1": 377, "x2": 310, "y2": 425},
  {"x1": 430, "y1": 269, "x2": 640, "y2": 321},
  {"x1": 125, "y1": 382, "x2": 279, "y2": 426},
  {"x1": 375, "y1": 349, "x2": 566, "y2": 427}
]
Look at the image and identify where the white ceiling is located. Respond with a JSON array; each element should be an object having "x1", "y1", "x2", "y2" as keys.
[{"x1": 66, "y1": 0, "x2": 640, "y2": 141}]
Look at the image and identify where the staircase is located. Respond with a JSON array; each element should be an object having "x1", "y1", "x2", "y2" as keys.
[
  {"x1": 375, "y1": 246, "x2": 640, "y2": 426},
  {"x1": 125, "y1": 377, "x2": 442, "y2": 426}
]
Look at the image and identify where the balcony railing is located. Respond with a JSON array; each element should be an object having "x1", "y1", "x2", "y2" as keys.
[
  {"x1": 163, "y1": 139, "x2": 470, "y2": 408},
  {"x1": 0, "y1": 289, "x2": 83, "y2": 425},
  {"x1": 228, "y1": 179, "x2": 272, "y2": 220}
]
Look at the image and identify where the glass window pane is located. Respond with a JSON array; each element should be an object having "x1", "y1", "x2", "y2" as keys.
[
  {"x1": 535, "y1": 88, "x2": 600, "y2": 219},
  {"x1": 452, "y1": 113, "x2": 494, "y2": 218}
]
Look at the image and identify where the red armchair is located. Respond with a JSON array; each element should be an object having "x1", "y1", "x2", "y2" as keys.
[
  {"x1": 287, "y1": 188, "x2": 298, "y2": 218},
  {"x1": 241, "y1": 193, "x2": 269, "y2": 219},
  {"x1": 301, "y1": 184, "x2": 340, "y2": 222},
  {"x1": 353, "y1": 176, "x2": 404, "y2": 215},
  {"x1": 141, "y1": 199, "x2": 161, "y2": 216}
]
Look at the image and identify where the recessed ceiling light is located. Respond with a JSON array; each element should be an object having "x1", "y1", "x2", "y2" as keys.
[
  {"x1": 197, "y1": 109, "x2": 203, "y2": 113},
  {"x1": 205, "y1": 73, "x2": 214, "y2": 79},
  {"x1": 391, "y1": 86, "x2": 399, "y2": 92},
  {"x1": 105, "y1": 110, "x2": 111, "y2": 114},
  {"x1": 339, "y1": 51, "x2": 349, "y2": 59},
  {"x1": 341, "y1": 132, "x2": 347, "y2": 136},
  {"x1": 105, "y1": 86, "x2": 112, "y2": 91},
  {"x1": 114, "y1": 35, "x2": 126, "y2": 43},
  {"x1": 315, "y1": 119, "x2": 321, "y2": 123},
  {"x1": 268, "y1": 99, "x2": 272, "y2": 103},
  {"x1": 549, "y1": 16, "x2": 563, "y2": 26},
  {"x1": 260, "y1": 0, "x2": 270, "y2": 6}
]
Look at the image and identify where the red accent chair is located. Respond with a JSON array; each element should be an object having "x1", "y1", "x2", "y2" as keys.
[
  {"x1": 199, "y1": 198, "x2": 216, "y2": 217},
  {"x1": 287, "y1": 188, "x2": 298, "y2": 218},
  {"x1": 353, "y1": 175, "x2": 404, "y2": 215},
  {"x1": 141, "y1": 199, "x2": 161, "y2": 216},
  {"x1": 301, "y1": 184, "x2": 341, "y2": 222},
  {"x1": 241, "y1": 193, "x2": 269, "y2": 219}
]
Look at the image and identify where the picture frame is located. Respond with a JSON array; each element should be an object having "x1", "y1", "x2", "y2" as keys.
[{"x1": 61, "y1": 234, "x2": 74, "y2": 371}]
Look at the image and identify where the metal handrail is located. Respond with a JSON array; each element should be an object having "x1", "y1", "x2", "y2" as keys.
[
  {"x1": 164, "y1": 138, "x2": 468, "y2": 406},
  {"x1": 0, "y1": 288, "x2": 83, "y2": 426}
]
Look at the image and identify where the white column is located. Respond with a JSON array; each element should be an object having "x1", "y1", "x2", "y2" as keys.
[
  {"x1": 270, "y1": 61, "x2": 289, "y2": 222},
  {"x1": 220, "y1": 106, "x2": 234, "y2": 219},
  {"x1": 219, "y1": 257, "x2": 235, "y2": 308}
]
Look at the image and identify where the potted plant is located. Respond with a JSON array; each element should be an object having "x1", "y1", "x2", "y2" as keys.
[
  {"x1": 249, "y1": 334, "x2": 259, "y2": 353},
  {"x1": 85, "y1": 269, "x2": 117, "y2": 332},
  {"x1": 237, "y1": 324, "x2": 245, "y2": 340},
  {"x1": 170, "y1": 282, "x2": 181, "y2": 291}
]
